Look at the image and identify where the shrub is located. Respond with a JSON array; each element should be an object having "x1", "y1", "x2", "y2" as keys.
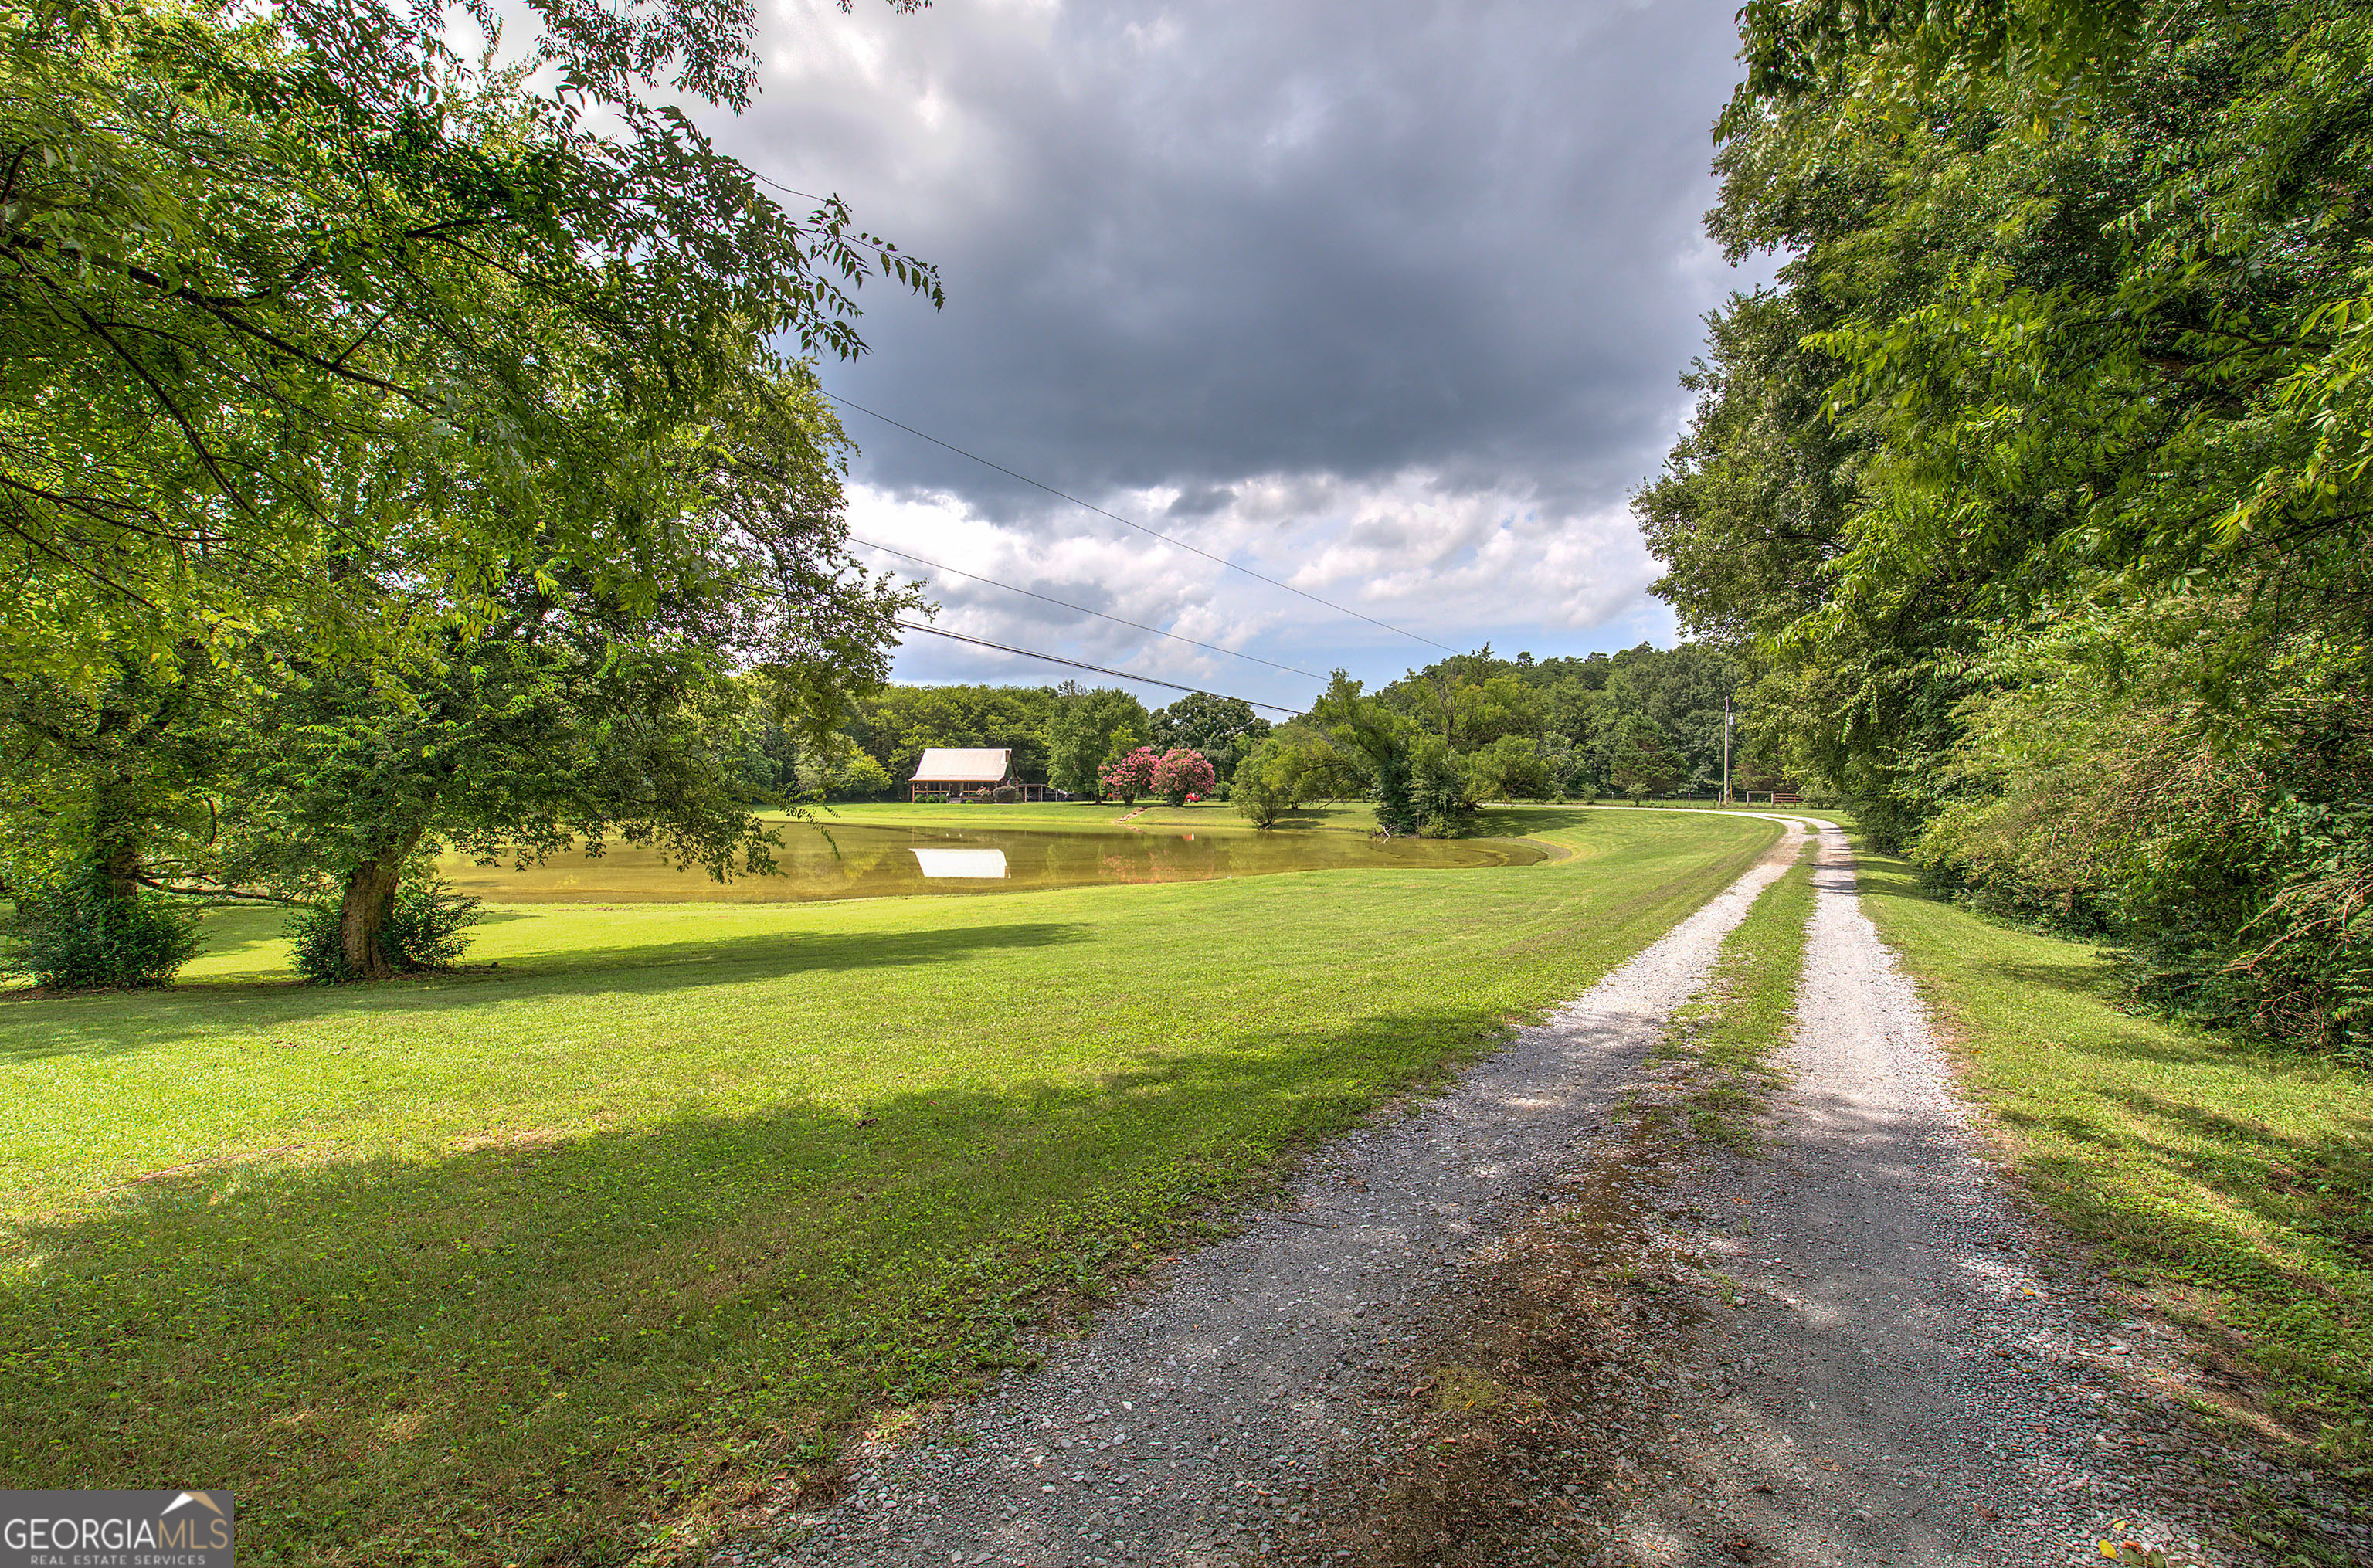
[
  {"x1": 1234, "y1": 767, "x2": 1288, "y2": 827},
  {"x1": 287, "y1": 874, "x2": 484, "y2": 984},
  {"x1": 1, "y1": 871, "x2": 203, "y2": 989},
  {"x1": 1407, "y1": 734, "x2": 1476, "y2": 835},
  {"x1": 992, "y1": 784, "x2": 1020, "y2": 804},
  {"x1": 1100, "y1": 745, "x2": 1160, "y2": 804},
  {"x1": 830, "y1": 752, "x2": 895, "y2": 801},
  {"x1": 1470, "y1": 735, "x2": 1553, "y2": 802},
  {"x1": 1151, "y1": 748, "x2": 1216, "y2": 806}
]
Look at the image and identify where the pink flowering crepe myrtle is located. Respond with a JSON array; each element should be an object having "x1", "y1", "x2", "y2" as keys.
[
  {"x1": 1099, "y1": 745, "x2": 1162, "y2": 802},
  {"x1": 1150, "y1": 748, "x2": 1217, "y2": 804}
]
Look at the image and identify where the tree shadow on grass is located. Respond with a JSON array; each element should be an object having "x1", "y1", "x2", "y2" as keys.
[
  {"x1": 0, "y1": 996, "x2": 1506, "y2": 1566},
  {"x1": 0, "y1": 921, "x2": 1092, "y2": 1062},
  {"x1": 1961, "y1": 954, "x2": 2117, "y2": 999},
  {"x1": 2090, "y1": 1087, "x2": 2373, "y2": 1262}
]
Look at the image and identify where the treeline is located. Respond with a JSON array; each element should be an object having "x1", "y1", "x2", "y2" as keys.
[
  {"x1": 1363, "y1": 643, "x2": 1762, "y2": 800},
  {"x1": 1643, "y1": 0, "x2": 2372, "y2": 1049},
  {"x1": 758, "y1": 684, "x2": 1275, "y2": 799},
  {"x1": 1223, "y1": 643, "x2": 1757, "y2": 834},
  {"x1": 772, "y1": 640, "x2": 1760, "y2": 813}
]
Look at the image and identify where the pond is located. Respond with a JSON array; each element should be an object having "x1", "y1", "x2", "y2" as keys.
[{"x1": 437, "y1": 821, "x2": 1549, "y2": 904}]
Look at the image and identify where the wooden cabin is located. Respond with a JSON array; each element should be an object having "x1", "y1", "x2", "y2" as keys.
[{"x1": 907, "y1": 747, "x2": 1047, "y2": 803}]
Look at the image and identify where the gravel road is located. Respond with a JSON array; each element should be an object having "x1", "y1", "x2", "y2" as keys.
[
  {"x1": 739, "y1": 820, "x2": 1811, "y2": 1568},
  {"x1": 730, "y1": 814, "x2": 2349, "y2": 1568},
  {"x1": 1546, "y1": 820, "x2": 2251, "y2": 1566}
]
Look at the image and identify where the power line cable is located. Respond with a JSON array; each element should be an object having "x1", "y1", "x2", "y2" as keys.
[
  {"x1": 853, "y1": 536, "x2": 1322, "y2": 680},
  {"x1": 749, "y1": 171, "x2": 842, "y2": 209},
  {"x1": 891, "y1": 619, "x2": 1305, "y2": 715},
  {"x1": 824, "y1": 391, "x2": 1457, "y2": 653},
  {"x1": 748, "y1": 171, "x2": 918, "y2": 262}
]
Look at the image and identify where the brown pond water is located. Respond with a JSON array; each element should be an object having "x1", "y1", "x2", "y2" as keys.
[{"x1": 438, "y1": 822, "x2": 1548, "y2": 904}]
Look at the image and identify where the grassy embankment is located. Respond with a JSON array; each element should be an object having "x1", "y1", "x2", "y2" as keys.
[
  {"x1": 2, "y1": 806, "x2": 1776, "y2": 1566},
  {"x1": 1854, "y1": 847, "x2": 2373, "y2": 1478}
]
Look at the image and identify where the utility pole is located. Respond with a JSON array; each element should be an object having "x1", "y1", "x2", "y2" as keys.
[{"x1": 1723, "y1": 693, "x2": 1733, "y2": 807}]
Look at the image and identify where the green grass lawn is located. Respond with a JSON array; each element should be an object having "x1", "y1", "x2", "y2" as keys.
[
  {"x1": 2, "y1": 806, "x2": 1776, "y2": 1566},
  {"x1": 1854, "y1": 848, "x2": 2373, "y2": 1475}
]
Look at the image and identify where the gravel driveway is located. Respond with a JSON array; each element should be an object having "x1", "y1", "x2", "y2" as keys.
[
  {"x1": 739, "y1": 819, "x2": 1809, "y2": 1568},
  {"x1": 731, "y1": 814, "x2": 2344, "y2": 1568},
  {"x1": 1543, "y1": 820, "x2": 2249, "y2": 1566}
]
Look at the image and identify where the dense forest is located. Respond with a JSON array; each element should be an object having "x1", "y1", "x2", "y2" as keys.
[
  {"x1": 1638, "y1": 0, "x2": 2371, "y2": 1050},
  {"x1": 788, "y1": 640, "x2": 1764, "y2": 809}
]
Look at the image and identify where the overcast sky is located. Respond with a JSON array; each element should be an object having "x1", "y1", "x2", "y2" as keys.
[{"x1": 718, "y1": 0, "x2": 1758, "y2": 711}]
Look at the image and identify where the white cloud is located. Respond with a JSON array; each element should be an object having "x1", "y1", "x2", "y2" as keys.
[
  {"x1": 847, "y1": 467, "x2": 1666, "y2": 708},
  {"x1": 721, "y1": 0, "x2": 1744, "y2": 701}
]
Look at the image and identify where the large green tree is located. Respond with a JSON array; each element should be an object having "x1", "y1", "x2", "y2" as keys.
[
  {"x1": 1148, "y1": 691, "x2": 1269, "y2": 784},
  {"x1": 1645, "y1": 0, "x2": 2373, "y2": 1042},
  {"x1": 2, "y1": 0, "x2": 939, "y2": 975},
  {"x1": 1045, "y1": 684, "x2": 1153, "y2": 796},
  {"x1": 4, "y1": 0, "x2": 937, "y2": 690},
  {"x1": 217, "y1": 365, "x2": 915, "y2": 977}
]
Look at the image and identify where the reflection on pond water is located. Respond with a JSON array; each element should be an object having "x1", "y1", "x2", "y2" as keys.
[
  {"x1": 440, "y1": 820, "x2": 1546, "y2": 903},
  {"x1": 911, "y1": 847, "x2": 1008, "y2": 880}
]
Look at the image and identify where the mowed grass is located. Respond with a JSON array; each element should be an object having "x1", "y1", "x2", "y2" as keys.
[
  {"x1": 1648, "y1": 839, "x2": 1815, "y2": 1152},
  {"x1": 1, "y1": 807, "x2": 1776, "y2": 1566},
  {"x1": 1855, "y1": 849, "x2": 2373, "y2": 1471}
]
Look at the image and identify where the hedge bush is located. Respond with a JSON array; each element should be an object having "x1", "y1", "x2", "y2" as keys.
[
  {"x1": 1, "y1": 871, "x2": 203, "y2": 989},
  {"x1": 286, "y1": 875, "x2": 484, "y2": 984}
]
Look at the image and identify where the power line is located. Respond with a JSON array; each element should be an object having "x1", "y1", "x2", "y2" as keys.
[
  {"x1": 891, "y1": 619, "x2": 1305, "y2": 715},
  {"x1": 824, "y1": 391, "x2": 1457, "y2": 653},
  {"x1": 749, "y1": 171, "x2": 831, "y2": 205},
  {"x1": 854, "y1": 536, "x2": 1322, "y2": 680},
  {"x1": 747, "y1": 171, "x2": 915, "y2": 260}
]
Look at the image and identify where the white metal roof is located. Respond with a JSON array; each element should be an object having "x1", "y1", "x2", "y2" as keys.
[{"x1": 909, "y1": 747, "x2": 1014, "y2": 783}]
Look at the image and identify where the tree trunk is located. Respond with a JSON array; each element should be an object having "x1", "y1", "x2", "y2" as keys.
[
  {"x1": 335, "y1": 837, "x2": 417, "y2": 980},
  {"x1": 93, "y1": 832, "x2": 142, "y2": 900},
  {"x1": 89, "y1": 684, "x2": 143, "y2": 900}
]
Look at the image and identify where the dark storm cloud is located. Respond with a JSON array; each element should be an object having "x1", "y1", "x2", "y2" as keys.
[
  {"x1": 738, "y1": 0, "x2": 1745, "y2": 514},
  {"x1": 1166, "y1": 484, "x2": 1234, "y2": 519},
  {"x1": 704, "y1": 0, "x2": 1754, "y2": 692}
]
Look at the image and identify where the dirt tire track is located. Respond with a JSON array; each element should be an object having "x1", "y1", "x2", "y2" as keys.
[{"x1": 1570, "y1": 820, "x2": 2237, "y2": 1566}]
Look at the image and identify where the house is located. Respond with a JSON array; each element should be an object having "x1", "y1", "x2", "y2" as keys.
[{"x1": 906, "y1": 747, "x2": 1047, "y2": 803}]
